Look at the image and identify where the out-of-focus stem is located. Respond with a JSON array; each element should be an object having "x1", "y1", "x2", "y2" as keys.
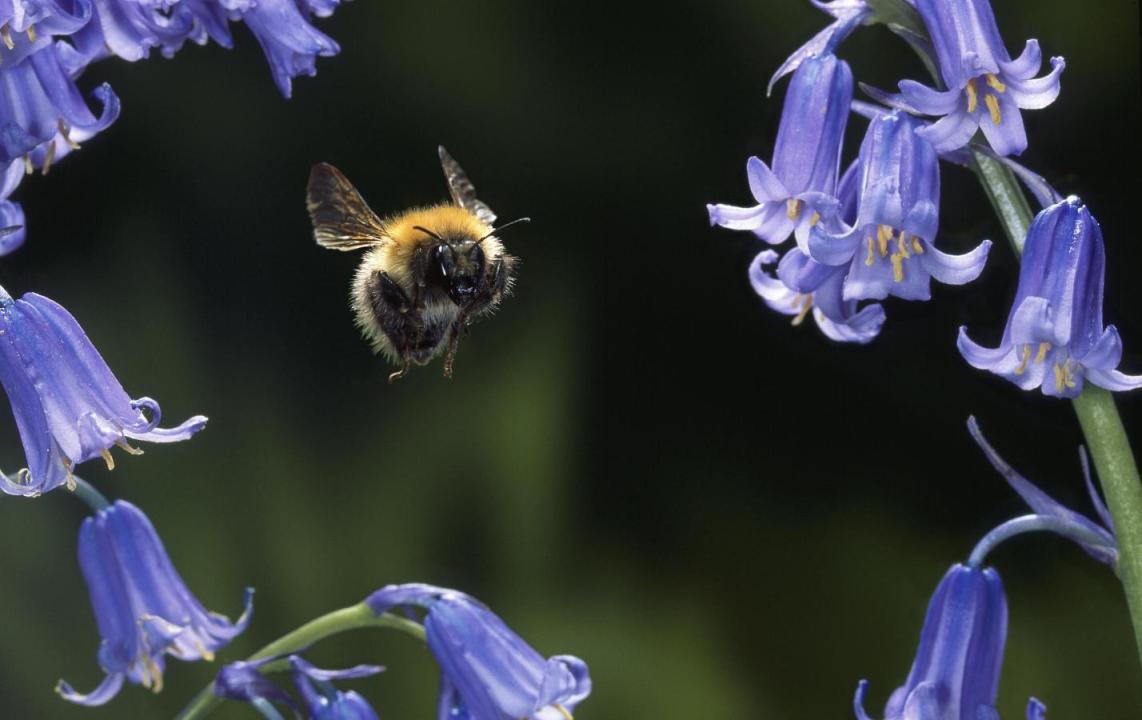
[{"x1": 176, "y1": 603, "x2": 425, "y2": 720}]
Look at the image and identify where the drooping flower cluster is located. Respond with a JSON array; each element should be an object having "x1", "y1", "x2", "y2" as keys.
[
  {"x1": 709, "y1": 53, "x2": 888, "y2": 344},
  {"x1": 0, "y1": 0, "x2": 341, "y2": 254},
  {"x1": 57, "y1": 500, "x2": 253, "y2": 706},
  {"x1": 709, "y1": 44, "x2": 991, "y2": 343},
  {"x1": 366, "y1": 584, "x2": 593, "y2": 720},
  {"x1": 712, "y1": 0, "x2": 1141, "y2": 402}
]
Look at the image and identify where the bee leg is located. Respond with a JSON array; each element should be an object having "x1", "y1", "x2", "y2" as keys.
[
  {"x1": 368, "y1": 271, "x2": 421, "y2": 381},
  {"x1": 442, "y1": 307, "x2": 476, "y2": 379},
  {"x1": 388, "y1": 359, "x2": 410, "y2": 384}
]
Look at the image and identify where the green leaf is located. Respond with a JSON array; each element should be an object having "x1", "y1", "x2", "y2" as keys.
[{"x1": 866, "y1": 0, "x2": 927, "y2": 40}]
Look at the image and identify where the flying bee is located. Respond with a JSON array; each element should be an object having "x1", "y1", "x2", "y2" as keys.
[{"x1": 307, "y1": 147, "x2": 524, "y2": 382}]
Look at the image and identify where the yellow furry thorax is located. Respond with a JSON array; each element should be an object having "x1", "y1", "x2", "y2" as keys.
[{"x1": 384, "y1": 204, "x2": 492, "y2": 252}]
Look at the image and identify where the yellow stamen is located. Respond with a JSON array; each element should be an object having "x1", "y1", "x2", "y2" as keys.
[
  {"x1": 897, "y1": 232, "x2": 911, "y2": 258},
  {"x1": 984, "y1": 93, "x2": 1002, "y2": 125},
  {"x1": 911, "y1": 236, "x2": 924, "y2": 254},
  {"x1": 1014, "y1": 345, "x2": 1032, "y2": 375},
  {"x1": 1053, "y1": 363, "x2": 1066, "y2": 391},
  {"x1": 985, "y1": 73, "x2": 1006, "y2": 93},
  {"x1": 23, "y1": 155, "x2": 33, "y2": 175},
  {"x1": 890, "y1": 253, "x2": 905, "y2": 282},
  {"x1": 1063, "y1": 360, "x2": 1077, "y2": 389},
  {"x1": 809, "y1": 210, "x2": 820, "y2": 226},
  {"x1": 61, "y1": 458, "x2": 77, "y2": 491},
  {"x1": 786, "y1": 198, "x2": 801, "y2": 220},
  {"x1": 555, "y1": 704, "x2": 574, "y2": 720},
  {"x1": 26, "y1": 24, "x2": 35, "y2": 42},
  {"x1": 877, "y1": 224, "x2": 892, "y2": 256},
  {"x1": 193, "y1": 638, "x2": 215, "y2": 662},
  {"x1": 791, "y1": 294, "x2": 813, "y2": 327},
  {"x1": 0, "y1": 25, "x2": 13, "y2": 50},
  {"x1": 59, "y1": 119, "x2": 80, "y2": 150},
  {"x1": 144, "y1": 656, "x2": 164, "y2": 693},
  {"x1": 865, "y1": 237, "x2": 875, "y2": 266},
  {"x1": 41, "y1": 140, "x2": 55, "y2": 176},
  {"x1": 116, "y1": 439, "x2": 144, "y2": 456},
  {"x1": 100, "y1": 448, "x2": 115, "y2": 471},
  {"x1": 965, "y1": 79, "x2": 979, "y2": 113},
  {"x1": 1034, "y1": 342, "x2": 1050, "y2": 364}
]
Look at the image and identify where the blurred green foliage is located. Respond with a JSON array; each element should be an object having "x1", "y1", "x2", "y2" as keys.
[{"x1": 0, "y1": 0, "x2": 1139, "y2": 717}]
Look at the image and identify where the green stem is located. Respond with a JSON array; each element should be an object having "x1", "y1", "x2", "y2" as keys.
[
  {"x1": 971, "y1": 146, "x2": 1142, "y2": 669},
  {"x1": 69, "y1": 476, "x2": 111, "y2": 513},
  {"x1": 1072, "y1": 389, "x2": 1142, "y2": 666},
  {"x1": 175, "y1": 603, "x2": 425, "y2": 720},
  {"x1": 970, "y1": 147, "x2": 1034, "y2": 252}
]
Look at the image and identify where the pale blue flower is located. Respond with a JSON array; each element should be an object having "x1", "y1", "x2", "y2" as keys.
[
  {"x1": 0, "y1": 287, "x2": 207, "y2": 496},
  {"x1": 57, "y1": 500, "x2": 253, "y2": 705},
  {"x1": 366, "y1": 584, "x2": 591, "y2": 720},
  {"x1": 958, "y1": 197, "x2": 1142, "y2": 397}
]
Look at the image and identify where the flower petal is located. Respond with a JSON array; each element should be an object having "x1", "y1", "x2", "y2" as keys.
[
  {"x1": 898, "y1": 79, "x2": 962, "y2": 115},
  {"x1": 746, "y1": 156, "x2": 789, "y2": 204},
  {"x1": 999, "y1": 39, "x2": 1042, "y2": 80},
  {"x1": 1005, "y1": 56, "x2": 1064, "y2": 110},
  {"x1": 968, "y1": 416, "x2": 1116, "y2": 566},
  {"x1": 1086, "y1": 368, "x2": 1142, "y2": 393},
  {"x1": 56, "y1": 671, "x2": 126, "y2": 707},
  {"x1": 916, "y1": 239, "x2": 991, "y2": 286},
  {"x1": 534, "y1": 655, "x2": 592, "y2": 712},
  {"x1": 853, "y1": 680, "x2": 876, "y2": 720},
  {"x1": 808, "y1": 224, "x2": 861, "y2": 267},
  {"x1": 915, "y1": 108, "x2": 978, "y2": 154},
  {"x1": 977, "y1": 91, "x2": 1027, "y2": 156}
]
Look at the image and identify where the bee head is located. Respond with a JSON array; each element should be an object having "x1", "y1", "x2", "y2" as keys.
[{"x1": 432, "y1": 239, "x2": 486, "y2": 306}]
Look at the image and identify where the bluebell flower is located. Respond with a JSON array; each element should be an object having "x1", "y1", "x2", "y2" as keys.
[
  {"x1": 0, "y1": 40, "x2": 120, "y2": 173},
  {"x1": 0, "y1": 161, "x2": 26, "y2": 254},
  {"x1": 0, "y1": 287, "x2": 207, "y2": 496},
  {"x1": 968, "y1": 416, "x2": 1117, "y2": 566},
  {"x1": 871, "y1": 0, "x2": 1064, "y2": 156},
  {"x1": 292, "y1": 657, "x2": 382, "y2": 720},
  {"x1": 64, "y1": 0, "x2": 199, "y2": 67},
  {"x1": 708, "y1": 53, "x2": 852, "y2": 250},
  {"x1": 215, "y1": 654, "x2": 382, "y2": 719},
  {"x1": 808, "y1": 110, "x2": 991, "y2": 301},
  {"x1": 958, "y1": 197, "x2": 1142, "y2": 397},
  {"x1": 0, "y1": 0, "x2": 92, "y2": 47},
  {"x1": 855, "y1": 564, "x2": 1041, "y2": 720},
  {"x1": 232, "y1": 0, "x2": 340, "y2": 99},
  {"x1": 57, "y1": 500, "x2": 253, "y2": 706},
  {"x1": 742, "y1": 161, "x2": 885, "y2": 343},
  {"x1": 750, "y1": 248, "x2": 885, "y2": 344},
  {"x1": 366, "y1": 584, "x2": 592, "y2": 720}
]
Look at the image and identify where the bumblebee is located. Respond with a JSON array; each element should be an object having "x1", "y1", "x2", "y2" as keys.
[{"x1": 307, "y1": 147, "x2": 523, "y2": 382}]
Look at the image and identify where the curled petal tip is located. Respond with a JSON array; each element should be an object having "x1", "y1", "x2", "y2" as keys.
[{"x1": 853, "y1": 679, "x2": 875, "y2": 720}]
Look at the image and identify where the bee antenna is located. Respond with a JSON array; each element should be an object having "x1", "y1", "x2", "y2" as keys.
[
  {"x1": 479, "y1": 217, "x2": 531, "y2": 242},
  {"x1": 412, "y1": 225, "x2": 445, "y2": 242}
]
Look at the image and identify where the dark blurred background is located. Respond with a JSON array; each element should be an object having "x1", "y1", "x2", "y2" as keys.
[{"x1": 0, "y1": 0, "x2": 1139, "y2": 717}]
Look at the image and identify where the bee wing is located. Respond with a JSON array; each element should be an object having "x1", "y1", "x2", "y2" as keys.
[
  {"x1": 438, "y1": 146, "x2": 497, "y2": 226},
  {"x1": 307, "y1": 163, "x2": 388, "y2": 251}
]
